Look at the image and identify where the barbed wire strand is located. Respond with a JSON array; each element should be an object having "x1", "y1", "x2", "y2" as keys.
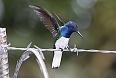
[
  {"x1": 7, "y1": 45, "x2": 116, "y2": 54},
  {"x1": 1, "y1": 43, "x2": 115, "y2": 78}
]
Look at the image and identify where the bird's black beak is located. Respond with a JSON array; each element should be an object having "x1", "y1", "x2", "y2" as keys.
[{"x1": 76, "y1": 31, "x2": 84, "y2": 40}]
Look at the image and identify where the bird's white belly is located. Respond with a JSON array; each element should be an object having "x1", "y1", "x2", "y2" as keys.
[{"x1": 55, "y1": 37, "x2": 69, "y2": 49}]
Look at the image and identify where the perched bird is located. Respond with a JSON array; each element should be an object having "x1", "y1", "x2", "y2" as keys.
[{"x1": 29, "y1": 5, "x2": 84, "y2": 68}]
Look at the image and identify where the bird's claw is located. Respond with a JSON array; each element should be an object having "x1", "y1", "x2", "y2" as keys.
[
  {"x1": 65, "y1": 45, "x2": 71, "y2": 51},
  {"x1": 59, "y1": 48, "x2": 63, "y2": 51}
]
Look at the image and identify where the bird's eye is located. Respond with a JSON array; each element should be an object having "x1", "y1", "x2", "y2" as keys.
[
  {"x1": 71, "y1": 25, "x2": 74, "y2": 28},
  {"x1": 68, "y1": 25, "x2": 74, "y2": 28}
]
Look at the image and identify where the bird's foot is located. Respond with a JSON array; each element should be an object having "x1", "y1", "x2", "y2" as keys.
[
  {"x1": 59, "y1": 48, "x2": 63, "y2": 51},
  {"x1": 65, "y1": 45, "x2": 71, "y2": 51}
]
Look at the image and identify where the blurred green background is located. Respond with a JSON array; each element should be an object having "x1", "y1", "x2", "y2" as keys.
[{"x1": 0, "y1": 0, "x2": 116, "y2": 78}]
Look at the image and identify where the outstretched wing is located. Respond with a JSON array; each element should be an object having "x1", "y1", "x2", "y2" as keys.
[
  {"x1": 54, "y1": 13, "x2": 65, "y2": 26},
  {"x1": 29, "y1": 5, "x2": 59, "y2": 37}
]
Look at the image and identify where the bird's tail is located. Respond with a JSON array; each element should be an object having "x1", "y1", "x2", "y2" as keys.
[{"x1": 52, "y1": 51, "x2": 62, "y2": 68}]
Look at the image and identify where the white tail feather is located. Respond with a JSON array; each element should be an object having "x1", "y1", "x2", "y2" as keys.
[{"x1": 52, "y1": 51, "x2": 62, "y2": 68}]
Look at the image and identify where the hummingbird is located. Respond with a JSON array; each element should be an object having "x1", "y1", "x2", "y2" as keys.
[{"x1": 29, "y1": 5, "x2": 84, "y2": 68}]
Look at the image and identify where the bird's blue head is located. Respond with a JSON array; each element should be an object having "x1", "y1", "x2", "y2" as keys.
[{"x1": 61, "y1": 21, "x2": 84, "y2": 39}]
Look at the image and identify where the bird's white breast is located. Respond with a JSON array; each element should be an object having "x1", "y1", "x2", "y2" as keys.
[{"x1": 55, "y1": 37, "x2": 69, "y2": 49}]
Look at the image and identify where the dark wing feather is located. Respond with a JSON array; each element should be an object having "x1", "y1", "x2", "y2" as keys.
[
  {"x1": 29, "y1": 5, "x2": 59, "y2": 37},
  {"x1": 54, "y1": 13, "x2": 65, "y2": 26}
]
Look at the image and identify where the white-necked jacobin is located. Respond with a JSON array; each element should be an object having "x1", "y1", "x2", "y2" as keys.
[{"x1": 29, "y1": 5, "x2": 84, "y2": 69}]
